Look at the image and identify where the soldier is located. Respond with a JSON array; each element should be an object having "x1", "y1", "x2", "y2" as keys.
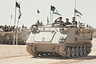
[
  {"x1": 2, "y1": 25, "x2": 4, "y2": 31},
  {"x1": 13, "y1": 25, "x2": 15, "y2": 31},
  {"x1": 40, "y1": 21, "x2": 43, "y2": 26},
  {"x1": 22, "y1": 25, "x2": 24, "y2": 28},
  {"x1": 64, "y1": 18, "x2": 71, "y2": 25},
  {"x1": 10, "y1": 26, "x2": 13, "y2": 31},
  {"x1": 5, "y1": 25, "x2": 8, "y2": 32},
  {"x1": 55, "y1": 17, "x2": 64, "y2": 26},
  {"x1": 86, "y1": 24, "x2": 89, "y2": 28},
  {"x1": 72, "y1": 17, "x2": 77, "y2": 25},
  {"x1": 8, "y1": 26, "x2": 10, "y2": 32},
  {"x1": 37, "y1": 20, "x2": 40, "y2": 25},
  {"x1": 0, "y1": 26, "x2": 1, "y2": 28}
]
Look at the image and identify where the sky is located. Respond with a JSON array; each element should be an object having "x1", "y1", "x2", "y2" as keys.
[{"x1": 0, "y1": 0, "x2": 96, "y2": 28}]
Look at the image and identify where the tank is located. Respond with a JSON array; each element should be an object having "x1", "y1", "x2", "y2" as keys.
[
  {"x1": 26, "y1": 23, "x2": 93, "y2": 58},
  {"x1": 0, "y1": 25, "x2": 31, "y2": 45}
]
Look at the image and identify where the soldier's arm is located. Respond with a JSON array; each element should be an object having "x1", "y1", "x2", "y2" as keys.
[
  {"x1": 55, "y1": 19, "x2": 57, "y2": 23},
  {"x1": 55, "y1": 18, "x2": 59, "y2": 23}
]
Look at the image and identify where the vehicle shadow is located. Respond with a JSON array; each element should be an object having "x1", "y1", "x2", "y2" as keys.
[
  {"x1": 31, "y1": 56, "x2": 65, "y2": 60},
  {"x1": 31, "y1": 55, "x2": 96, "y2": 60},
  {"x1": 74, "y1": 55, "x2": 96, "y2": 60}
]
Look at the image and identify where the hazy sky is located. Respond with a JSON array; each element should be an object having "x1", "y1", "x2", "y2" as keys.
[{"x1": 0, "y1": 0, "x2": 96, "y2": 28}]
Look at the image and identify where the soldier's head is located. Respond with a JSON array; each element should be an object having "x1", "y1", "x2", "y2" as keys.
[
  {"x1": 73, "y1": 17, "x2": 75, "y2": 21},
  {"x1": 66, "y1": 18, "x2": 69, "y2": 23},
  {"x1": 59, "y1": 17, "x2": 62, "y2": 21},
  {"x1": 37, "y1": 20, "x2": 39, "y2": 22}
]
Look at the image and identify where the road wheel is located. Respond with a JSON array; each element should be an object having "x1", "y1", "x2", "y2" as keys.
[
  {"x1": 71, "y1": 47, "x2": 76, "y2": 57},
  {"x1": 26, "y1": 46, "x2": 38, "y2": 57},
  {"x1": 86, "y1": 46, "x2": 91, "y2": 54},
  {"x1": 83, "y1": 46, "x2": 87, "y2": 55},
  {"x1": 66, "y1": 47, "x2": 71, "y2": 58},
  {"x1": 80, "y1": 47, "x2": 83, "y2": 56},
  {"x1": 76, "y1": 47, "x2": 79, "y2": 57}
]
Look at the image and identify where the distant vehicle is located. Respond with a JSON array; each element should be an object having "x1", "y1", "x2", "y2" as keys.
[
  {"x1": 92, "y1": 29, "x2": 96, "y2": 38},
  {"x1": 26, "y1": 22, "x2": 93, "y2": 58},
  {"x1": 0, "y1": 25, "x2": 31, "y2": 45},
  {"x1": 0, "y1": 28, "x2": 3, "y2": 32}
]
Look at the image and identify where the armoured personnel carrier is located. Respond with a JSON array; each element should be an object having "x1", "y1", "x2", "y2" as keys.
[
  {"x1": 26, "y1": 23, "x2": 93, "y2": 58},
  {"x1": 92, "y1": 29, "x2": 96, "y2": 38},
  {"x1": 0, "y1": 25, "x2": 31, "y2": 45}
]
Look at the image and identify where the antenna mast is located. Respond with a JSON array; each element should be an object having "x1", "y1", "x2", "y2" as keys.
[
  {"x1": 74, "y1": 0, "x2": 76, "y2": 17},
  {"x1": 75, "y1": 0, "x2": 76, "y2": 9}
]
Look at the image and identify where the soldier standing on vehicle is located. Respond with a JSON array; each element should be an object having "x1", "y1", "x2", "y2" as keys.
[
  {"x1": 54, "y1": 17, "x2": 64, "y2": 26},
  {"x1": 64, "y1": 18, "x2": 71, "y2": 25},
  {"x1": 37, "y1": 20, "x2": 40, "y2": 26},
  {"x1": 40, "y1": 21, "x2": 43, "y2": 26},
  {"x1": 72, "y1": 17, "x2": 77, "y2": 25}
]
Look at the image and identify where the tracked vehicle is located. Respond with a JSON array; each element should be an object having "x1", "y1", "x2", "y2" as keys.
[
  {"x1": 26, "y1": 23, "x2": 93, "y2": 58},
  {"x1": 0, "y1": 27, "x2": 31, "y2": 45}
]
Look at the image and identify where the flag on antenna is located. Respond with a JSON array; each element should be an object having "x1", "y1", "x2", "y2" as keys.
[
  {"x1": 51, "y1": 6, "x2": 62, "y2": 16},
  {"x1": 18, "y1": 8, "x2": 22, "y2": 19},
  {"x1": 51, "y1": 6, "x2": 55, "y2": 11},
  {"x1": 16, "y1": 2, "x2": 20, "y2": 8},
  {"x1": 53, "y1": 10, "x2": 62, "y2": 16},
  {"x1": 37, "y1": 9, "x2": 40, "y2": 14},
  {"x1": 75, "y1": 9, "x2": 82, "y2": 18},
  {"x1": 18, "y1": 3, "x2": 22, "y2": 19}
]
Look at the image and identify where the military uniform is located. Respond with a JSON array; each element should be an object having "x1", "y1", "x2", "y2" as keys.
[
  {"x1": 55, "y1": 19, "x2": 64, "y2": 25},
  {"x1": 40, "y1": 22, "x2": 43, "y2": 26},
  {"x1": 64, "y1": 22, "x2": 71, "y2": 25},
  {"x1": 72, "y1": 21, "x2": 77, "y2": 25},
  {"x1": 37, "y1": 21, "x2": 40, "y2": 26}
]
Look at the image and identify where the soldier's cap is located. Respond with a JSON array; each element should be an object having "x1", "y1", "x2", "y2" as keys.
[
  {"x1": 66, "y1": 18, "x2": 69, "y2": 20},
  {"x1": 59, "y1": 17, "x2": 62, "y2": 19}
]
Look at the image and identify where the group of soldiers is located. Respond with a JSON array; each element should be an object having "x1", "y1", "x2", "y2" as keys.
[
  {"x1": 0, "y1": 25, "x2": 15, "y2": 32},
  {"x1": 0, "y1": 25, "x2": 28, "y2": 32},
  {"x1": 36, "y1": 17, "x2": 77, "y2": 27},
  {"x1": 54, "y1": 17, "x2": 77, "y2": 26}
]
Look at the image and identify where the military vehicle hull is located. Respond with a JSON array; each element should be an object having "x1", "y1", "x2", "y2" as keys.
[
  {"x1": 91, "y1": 28, "x2": 96, "y2": 38},
  {"x1": 0, "y1": 30, "x2": 31, "y2": 45},
  {"x1": 26, "y1": 43, "x2": 91, "y2": 58},
  {"x1": 26, "y1": 25, "x2": 92, "y2": 58},
  {"x1": 93, "y1": 32, "x2": 96, "y2": 38}
]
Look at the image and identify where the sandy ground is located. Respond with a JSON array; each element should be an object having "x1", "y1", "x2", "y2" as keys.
[
  {"x1": 0, "y1": 45, "x2": 29, "y2": 59},
  {"x1": 0, "y1": 38, "x2": 96, "y2": 64}
]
